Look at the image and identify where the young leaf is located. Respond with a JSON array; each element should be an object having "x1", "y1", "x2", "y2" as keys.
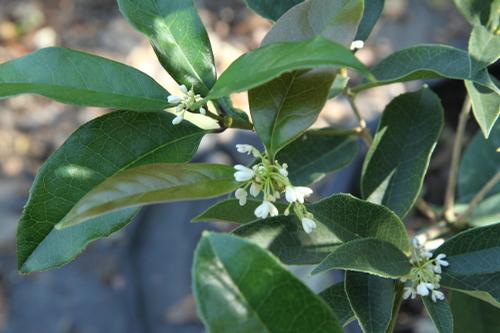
[
  {"x1": 466, "y1": 79, "x2": 500, "y2": 139},
  {"x1": 422, "y1": 297, "x2": 454, "y2": 333},
  {"x1": 450, "y1": 291, "x2": 500, "y2": 333},
  {"x1": 319, "y1": 282, "x2": 356, "y2": 326},
  {"x1": 193, "y1": 232, "x2": 344, "y2": 333},
  {"x1": 117, "y1": 0, "x2": 216, "y2": 94},
  {"x1": 453, "y1": 0, "x2": 499, "y2": 30},
  {"x1": 233, "y1": 215, "x2": 343, "y2": 265},
  {"x1": 312, "y1": 238, "x2": 412, "y2": 278},
  {"x1": 468, "y1": 25, "x2": 500, "y2": 72},
  {"x1": 243, "y1": 0, "x2": 303, "y2": 21},
  {"x1": 361, "y1": 88, "x2": 444, "y2": 218},
  {"x1": 208, "y1": 36, "x2": 371, "y2": 100},
  {"x1": 345, "y1": 271, "x2": 395, "y2": 333},
  {"x1": 57, "y1": 164, "x2": 240, "y2": 228},
  {"x1": 0, "y1": 48, "x2": 169, "y2": 111},
  {"x1": 16, "y1": 111, "x2": 205, "y2": 273},
  {"x1": 192, "y1": 199, "x2": 287, "y2": 224},
  {"x1": 355, "y1": 0, "x2": 385, "y2": 41},
  {"x1": 276, "y1": 128, "x2": 359, "y2": 186}
]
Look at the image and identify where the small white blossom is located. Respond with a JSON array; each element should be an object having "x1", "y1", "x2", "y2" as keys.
[
  {"x1": 167, "y1": 95, "x2": 182, "y2": 104},
  {"x1": 236, "y1": 144, "x2": 257, "y2": 156},
  {"x1": 235, "y1": 188, "x2": 248, "y2": 206},
  {"x1": 285, "y1": 186, "x2": 313, "y2": 204},
  {"x1": 250, "y1": 182, "x2": 262, "y2": 197},
  {"x1": 179, "y1": 84, "x2": 188, "y2": 94},
  {"x1": 279, "y1": 163, "x2": 289, "y2": 177},
  {"x1": 431, "y1": 290, "x2": 445, "y2": 302},
  {"x1": 255, "y1": 201, "x2": 279, "y2": 219},
  {"x1": 199, "y1": 107, "x2": 207, "y2": 115},
  {"x1": 234, "y1": 165, "x2": 255, "y2": 182},
  {"x1": 416, "y1": 282, "x2": 434, "y2": 296},
  {"x1": 301, "y1": 217, "x2": 317, "y2": 234},
  {"x1": 172, "y1": 114, "x2": 184, "y2": 125},
  {"x1": 403, "y1": 287, "x2": 416, "y2": 300},
  {"x1": 350, "y1": 40, "x2": 365, "y2": 50},
  {"x1": 168, "y1": 84, "x2": 206, "y2": 125},
  {"x1": 435, "y1": 254, "x2": 449, "y2": 267}
]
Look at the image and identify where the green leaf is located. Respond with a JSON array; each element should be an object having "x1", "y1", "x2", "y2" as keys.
[
  {"x1": 466, "y1": 80, "x2": 500, "y2": 139},
  {"x1": 118, "y1": 0, "x2": 216, "y2": 94},
  {"x1": 453, "y1": 0, "x2": 499, "y2": 30},
  {"x1": 192, "y1": 199, "x2": 287, "y2": 224},
  {"x1": 345, "y1": 271, "x2": 395, "y2": 333},
  {"x1": 355, "y1": 0, "x2": 385, "y2": 41},
  {"x1": 312, "y1": 238, "x2": 412, "y2": 278},
  {"x1": 243, "y1": 0, "x2": 303, "y2": 21},
  {"x1": 361, "y1": 88, "x2": 444, "y2": 218},
  {"x1": 57, "y1": 163, "x2": 239, "y2": 228},
  {"x1": 422, "y1": 298, "x2": 454, "y2": 333},
  {"x1": 329, "y1": 74, "x2": 350, "y2": 99},
  {"x1": 276, "y1": 128, "x2": 359, "y2": 186},
  {"x1": 193, "y1": 232, "x2": 344, "y2": 333},
  {"x1": 0, "y1": 47, "x2": 169, "y2": 111},
  {"x1": 469, "y1": 25, "x2": 500, "y2": 71},
  {"x1": 319, "y1": 282, "x2": 355, "y2": 326},
  {"x1": 354, "y1": 45, "x2": 498, "y2": 93},
  {"x1": 233, "y1": 215, "x2": 343, "y2": 265},
  {"x1": 208, "y1": 36, "x2": 371, "y2": 100},
  {"x1": 451, "y1": 291, "x2": 500, "y2": 333},
  {"x1": 17, "y1": 111, "x2": 204, "y2": 273},
  {"x1": 458, "y1": 123, "x2": 500, "y2": 225},
  {"x1": 233, "y1": 194, "x2": 410, "y2": 265}
]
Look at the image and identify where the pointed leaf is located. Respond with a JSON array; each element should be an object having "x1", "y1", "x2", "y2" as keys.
[
  {"x1": 193, "y1": 233, "x2": 344, "y2": 333},
  {"x1": 422, "y1": 297, "x2": 454, "y2": 333},
  {"x1": 355, "y1": 0, "x2": 385, "y2": 41},
  {"x1": 0, "y1": 48, "x2": 169, "y2": 111},
  {"x1": 17, "y1": 111, "x2": 204, "y2": 273},
  {"x1": 453, "y1": 0, "x2": 499, "y2": 30},
  {"x1": 361, "y1": 88, "x2": 444, "y2": 218},
  {"x1": 345, "y1": 271, "x2": 395, "y2": 333},
  {"x1": 312, "y1": 238, "x2": 411, "y2": 278},
  {"x1": 243, "y1": 0, "x2": 303, "y2": 21},
  {"x1": 58, "y1": 163, "x2": 239, "y2": 228},
  {"x1": 466, "y1": 79, "x2": 500, "y2": 139},
  {"x1": 450, "y1": 291, "x2": 500, "y2": 333},
  {"x1": 276, "y1": 128, "x2": 359, "y2": 186},
  {"x1": 469, "y1": 25, "x2": 500, "y2": 71},
  {"x1": 319, "y1": 282, "x2": 356, "y2": 326},
  {"x1": 118, "y1": 0, "x2": 215, "y2": 94}
]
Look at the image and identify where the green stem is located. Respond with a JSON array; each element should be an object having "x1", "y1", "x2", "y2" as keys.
[
  {"x1": 386, "y1": 282, "x2": 405, "y2": 333},
  {"x1": 347, "y1": 94, "x2": 373, "y2": 146}
]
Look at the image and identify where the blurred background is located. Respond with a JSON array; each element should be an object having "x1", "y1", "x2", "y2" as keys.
[{"x1": 0, "y1": 0, "x2": 473, "y2": 332}]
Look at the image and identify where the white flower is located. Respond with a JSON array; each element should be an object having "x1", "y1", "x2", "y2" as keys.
[
  {"x1": 235, "y1": 188, "x2": 248, "y2": 206},
  {"x1": 416, "y1": 282, "x2": 434, "y2": 296},
  {"x1": 285, "y1": 186, "x2": 313, "y2": 203},
  {"x1": 432, "y1": 263, "x2": 442, "y2": 274},
  {"x1": 403, "y1": 287, "x2": 416, "y2": 300},
  {"x1": 301, "y1": 217, "x2": 317, "y2": 234},
  {"x1": 172, "y1": 114, "x2": 184, "y2": 125},
  {"x1": 250, "y1": 182, "x2": 262, "y2": 197},
  {"x1": 254, "y1": 200, "x2": 279, "y2": 219},
  {"x1": 279, "y1": 163, "x2": 289, "y2": 177},
  {"x1": 435, "y1": 254, "x2": 449, "y2": 267},
  {"x1": 350, "y1": 40, "x2": 365, "y2": 50},
  {"x1": 236, "y1": 144, "x2": 256, "y2": 155},
  {"x1": 199, "y1": 107, "x2": 207, "y2": 115},
  {"x1": 234, "y1": 165, "x2": 255, "y2": 182},
  {"x1": 431, "y1": 290, "x2": 445, "y2": 302},
  {"x1": 179, "y1": 84, "x2": 188, "y2": 94},
  {"x1": 167, "y1": 95, "x2": 182, "y2": 104}
]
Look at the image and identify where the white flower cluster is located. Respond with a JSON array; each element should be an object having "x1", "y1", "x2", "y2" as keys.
[
  {"x1": 400, "y1": 238, "x2": 449, "y2": 302},
  {"x1": 167, "y1": 85, "x2": 206, "y2": 125},
  {"x1": 233, "y1": 144, "x2": 317, "y2": 233}
]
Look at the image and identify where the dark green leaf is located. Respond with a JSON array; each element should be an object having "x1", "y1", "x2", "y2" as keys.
[
  {"x1": 443, "y1": 274, "x2": 500, "y2": 308},
  {"x1": 469, "y1": 25, "x2": 500, "y2": 72},
  {"x1": 118, "y1": 0, "x2": 216, "y2": 94},
  {"x1": 208, "y1": 36, "x2": 371, "y2": 100},
  {"x1": 361, "y1": 88, "x2": 444, "y2": 218},
  {"x1": 17, "y1": 111, "x2": 204, "y2": 273},
  {"x1": 355, "y1": 0, "x2": 385, "y2": 41},
  {"x1": 453, "y1": 0, "x2": 499, "y2": 30},
  {"x1": 312, "y1": 238, "x2": 412, "y2": 278},
  {"x1": 192, "y1": 199, "x2": 287, "y2": 224},
  {"x1": 57, "y1": 163, "x2": 239, "y2": 228},
  {"x1": 276, "y1": 128, "x2": 359, "y2": 186},
  {"x1": 319, "y1": 282, "x2": 356, "y2": 326},
  {"x1": 466, "y1": 78, "x2": 500, "y2": 139},
  {"x1": 193, "y1": 232, "x2": 344, "y2": 333},
  {"x1": 451, "y1": 291, "x2": 500, "y2": 333},
  {"x1": 345, "y1": 271, "x2": 395, "y2": 333},
  {"x1": 422, "y1": 298, "x2": 454, "y2": 333},
  {"x1": 243, "y1": 0, "x2": 303, "y2": 21},
  {"x1": 0, "y1": 47, "x2": 169, "y2": 111}
]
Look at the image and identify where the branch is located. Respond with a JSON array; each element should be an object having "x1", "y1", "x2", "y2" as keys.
[{"x1": 347, "y1": 95, "x2": 373, "y2": 146}]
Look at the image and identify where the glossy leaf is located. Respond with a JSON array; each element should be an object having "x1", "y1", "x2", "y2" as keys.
[
  {"x1": 466, "y1": 79, "x2": 500, "y2": 139},
  {"x1": 451, "y1": 291, "x2": 500, "y2": 333},
  {"x1": 345, "y1": 271, "x2": 395, "y2": 333},
  {"x1": 118, "y1": 0, "x2": 216, "y2": 94},
  {"x1": 17, "y1": 111, "x2": 204, "y2": 273},
  {"x1": 192, "y1": 199, "x2": 287, "y2": 224},
  {"x1": 312, "y1": 238, "x2": 412, "y2": 278},
  {"x1": 355, "y1": 0, "x2": 385, "y2": 41},
  {"x1": 362, "y1": 88, "x2": 444, "y2": 218},
  {"x1": 422, "y1": 297, "x2": 454, "y2": 333},
  {"x1": 0, "y1": 47, "x2": 169, "y2": 111},
  {"x1": 193, "y1": 232, "x2": 344, "y2": 333},
  {"x1": 276, "y1": 128, "x2": 359, "y2": 186},
  {"x1": 453, "y1": 0, "x2": 499, "y2": 30},
  {"x1": 57, "y1": 163, "x2": 239, "y2": 228},
  {"x1": 319, "y1": 282, "x2": 355, "y2": 326},
  {"x1": 208, "y1": 36, "x2": 371, "y2": 100},
  {"x1": 243, "y1": 0, "x2": 303, "y2": 21}
]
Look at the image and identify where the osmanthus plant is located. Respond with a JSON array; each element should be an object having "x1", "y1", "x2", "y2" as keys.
[{"x1": 1, "y1": 0, "x2": 499, "y2": 332}]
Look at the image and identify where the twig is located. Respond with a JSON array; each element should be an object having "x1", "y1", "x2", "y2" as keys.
[
  {"x1": 443, "y1": 95, "x2": 471, "y2": 222},
  {"x1": 455, "y1": 172, "x2": 500, "y2": 226},
  {"x1": 347, "y1": 95, "x2": 373, "y2": 146},
  {"x1": 415, "y1": 199, "x2": 438, "y2": 222}
]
